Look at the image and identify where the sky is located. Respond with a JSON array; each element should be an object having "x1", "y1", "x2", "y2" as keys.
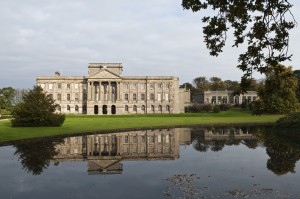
[{"x1": 1, "y1": 0, "x2": 300, "y2": 88}]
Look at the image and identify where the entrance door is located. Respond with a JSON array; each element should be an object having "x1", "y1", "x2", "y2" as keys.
[
  {"x1": 111, "y1": 105, "x2": 116, "y2": 114},
  {"x1": 94, "y1": 105, "x2": 99, "y2": 115},
  {"x1": 102, "y1": 105, "x2": 107, "y2": 115}
]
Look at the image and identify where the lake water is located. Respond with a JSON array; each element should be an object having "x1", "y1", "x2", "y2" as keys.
[{"x1": 0, "y1": 126, "x2": 300, "y2": 199}]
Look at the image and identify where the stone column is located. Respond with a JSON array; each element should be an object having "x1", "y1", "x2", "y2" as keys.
[
  {"x1": 108, "y1": 82, "x2": 111, "y2": 101},
  {"x1": 88, "y1": 81, "x2": 92, "y2": 101},
  {"x1": 99, "y1": 81, "x2": 102, "y2": 102}
]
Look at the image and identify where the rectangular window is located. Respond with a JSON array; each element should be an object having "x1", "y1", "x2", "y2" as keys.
[
  {"x1": 157, "y1": 135, "x2": 161, "y2": 143},
  {"x1": 67, "y1": 94, "x2": 71, "y2": 101},
  {"x1": 151, "y1": 136, "x2": 155, "y2": 143},
  {"x1": 133, "y1": 135, "x2": 137, "y2": 143},
  {"x1": 75, "y1": 93, "x2": 79, "y2": 101},
  {"x1": 74, "y1": 83, "x2": 79, "y2": 89},
  {"x1": 141, "y1": 93, "x2": 145, "y2": 101},
  {"x1": 165, "y1": 93, "x2": 169, "y2": 101},
  {"x1": 67, "y1": 84, "x2": 71, "y2": 89},
  {"x1": 124, "y1": 83, "x2": 129, "y2": 89},
  {"x1": 49, "y1": 83, "x2": 53, "y2": 90},
  {"x1": 141, "y1": 135, "x2": 146, "y2": 143},
  {"x1": 166, "y1": 134, "x2": 169, "y2": 143},
  {"x1": 133, "y1": 93, "x2": 137, "y2": 100},
  {"x1": 141, "y1": 146, "x2": 146, "y2": 153},
  {"x1": 140, "y1": 83, "x2": 146, "y2": 89},
  {"x1": 57, "y1": 94, "x2": 61, "y2": 100},
  {"x1": 131, "y1": 83, "x2": 137, "y2": 89},
  {"x1": 150, "y1": 83, "x2": 154, "y2": 89},
  {"x1": 125, "y1": 93, "x2": 129, "y2": 101},
  {"x1": 124, "y1": 136, "x2": 129, "y2": 143},
  {"x1": 157, "y1": 93, "x2": 161, "y2": 101},
  {"x1": 165, "y1": 83, "x2": 170, "y2": 89},
  {"x1": 157, "y1": 83, "x2": 162, "y2": 89},
  {"x1": 123, "y1": 146, "x2": 129, "y2": 153},
  {"x1": 58, "y1": 83, "x2": 62, "y2": 89},
  {"x1": 150, "y1": 93, "x2": 155, "y2": 100}
]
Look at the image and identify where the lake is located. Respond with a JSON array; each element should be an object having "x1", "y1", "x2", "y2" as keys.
[{"x1": 0, "y1": 126, "x2": 300, "y2": 199}]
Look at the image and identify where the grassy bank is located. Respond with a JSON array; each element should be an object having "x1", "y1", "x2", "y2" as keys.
[{"x1": 0, "y1": 109, "x2": 281, "y2": 143}]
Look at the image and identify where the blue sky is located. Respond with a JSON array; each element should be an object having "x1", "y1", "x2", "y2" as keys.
[{"x1": 1, "y1": 0, "x2": 299, "y2": 88}]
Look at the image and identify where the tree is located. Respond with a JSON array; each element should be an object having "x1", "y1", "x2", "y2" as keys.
[
  {"x1": 0, "y1": 87, "x2": 16, "y2": 111},
  {"x1": 209, "y1": 77, "x2": 226, "y2": 90},
  {"x1": 193, "y1": 76, "x2": 210, "y2": 91},
  {"x1": 224, "y1": 80, "x2": 240, "y2": 91},
  {"x1": 260, "y1": 64, "x2": 299, "y2": 113},
  {"x1": 182, "y1": 0, "x2": 296, "y2": 89},
  {"x1": 11, "y1": 85, "x2": 65, "y2": 127}
]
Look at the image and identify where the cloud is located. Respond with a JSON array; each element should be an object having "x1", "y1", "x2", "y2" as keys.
[{"x1": 0, "y1": 0, "x2": 299, "y2": 88}]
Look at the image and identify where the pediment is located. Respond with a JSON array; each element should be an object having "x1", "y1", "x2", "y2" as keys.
[{"x1": 88, "y1": 69, "x2": 121, "y2": 79}]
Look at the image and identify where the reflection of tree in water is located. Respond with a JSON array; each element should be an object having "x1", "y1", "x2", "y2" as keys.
[
  {"x1": 192, "y1": 139, "x2": 210, "y2": 152},
  {"x1": 264, "y1": 132, "x2": 300, "y2": 176},
  {"x1": 210, "y1": 140, "x2": 226, "y2": 152},
  {"x1": 14, "y1": 138, "x2": 64, "y2": 175},
  {"x1": 242, "y1": 139, "x2": 259, "y2": 149}
]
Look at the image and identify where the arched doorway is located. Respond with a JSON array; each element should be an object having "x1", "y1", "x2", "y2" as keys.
[
  {"x1": 102, "y1": 105, "x2": 107, "y2": 115},
  {"x1": 94, "y1": 105, "x2": 98, "y2": 115},
  {"x1": 111, "y1": 105, "x2": 116, "y2": 114}
]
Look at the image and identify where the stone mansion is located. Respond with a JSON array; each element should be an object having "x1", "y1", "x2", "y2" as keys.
[{"x1": 36, "y1": 63, "x2": 190, "y2": 115}]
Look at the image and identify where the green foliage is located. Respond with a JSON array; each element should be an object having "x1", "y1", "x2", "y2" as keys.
[
  {"x1": 0, "y1": 87, "x2": 16, "y2": 111},
  {"x1": 219, "y1": 104, "x2": 232, "y2": 111},
  {"x1": 249, "y1": 100, "x2": 264, "y2": 116},
  {"x1": 275, "y1": 112, "x2": 300, "y2": 128},
  {"x1": 182, "y1": 0, "x2": 295, "y2": 88},
  {"x1": 260, "y1": 64, "x2": 299, "y2": 114},
  {"x1": 203, "y1": 104, "x2": 212, "y2": 112},
  {"x1": 212, "y1": 105, "x2": 220, "y2": 113},
  {"x1": 11, "y1": 86, "x2": 65, "y2": 127},
  {"x1": 185, "y1": 104, "x2": 213, "y2": 113}
]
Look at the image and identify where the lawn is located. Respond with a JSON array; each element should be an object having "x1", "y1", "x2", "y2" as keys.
[{"x1": 0, "y1": 109, "x2": 282, "y2": 143}]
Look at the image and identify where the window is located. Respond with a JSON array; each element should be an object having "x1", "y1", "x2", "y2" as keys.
[
  {"x1": 141, "y1": 93, "x2": 145, "y2": 101},
  {"x1": 57, "y1": 94, "x2": 61, "y2": 100},
  {"x1": 141, "y1": 146, "x2": 146, "y2": 153},
  {"x1": 67, "y1": 84, "x2": 71, "y2": 89},
  {"x1": 67, "y1": 105, "x2": 70, "y2": 111},
  {"x1": 125, "y1": 105, "x2": 129, "y2": 112},
  {"x1": 124, "y1": 136, "x2": 129, "y2": 143},
  {"x1": 74, "y1": 83, "x2": 79, "y2": 89},
  {"x1": 131, "y1": 83, "x2": 137, "y2": 89},
  {"x1": 124, "y1": 83, "x2": 129, "y2": 89},
  {"x1": 158, "y1": 105, "x2": 162, "y2": 112},
  {"x1": 166, "y1": 134, "x2": 170, "y2": 143},
  {"x1": 48, "y1": 94, "x2": 53, "y2": 99},
  {"x1": 151, "y1": 105, "x2": 154, "y2": 112},
  {"x1": 242, "y1": 96, "x2": 246, "y2": 103},
  {"x1": 133, "y1": 93, "x2": 137, "y2": 100},
  {"x1": 57, "y1": 105, "x2": 61, "y2": 112},
  {"x1": 58, "y1": 83, "x2": 62, "y2": 89},
  {"x1": 158, "y1": 135, "x2": 162, "y2": 143},
  {"x1": 49, "y1": 83, "x2": 53, "y2": 90},
  {"x1": 141, "y1": 105, "x2": 145, "y2": 111},
  {"x1": 140, "y1": 83, "x2": 146, "y2": 89},
  {"x1": 123, "y1": 146, "x2": 129, "y2": 153},
  {"x1": 125, "y1": 93, "x2": 129, "y2": 101},
  {"x1": 150, "y1": 83, "x2": 154, "y2": 89},
  {"x1": 165, "y1": 93, "x2": 169, "y2": 101},
  {"x1": 218, "y1": 96, "x2": 222, "y2": 103},
  {"x1": 75, "y1": 93, "x2": 79, "y2": 101},
  {"x1": 67, "y1": 94, "x2": 71, "y2": 101},
  {"x1": 157, "y1": 93, "x2": 161, "y2": 101},
  {"x1": 75, "y1": 105, "x2": 79, "y2": 112},
  {"x1": 133, "y1": 135, "x2": 137, "y2": 143},
  {"x1": 141, "y1": 135, "x2": 146, "y2": 143},
  {"x1": 165, "y1": 83, "x2": 170, "y2": 89},
  {"x1": 151, "y1": 136, "x2": 155, "y2": 143},
  {"x1": 166, "y1": 105, "x2": 170, "y2": 112},
  {"x1": 150, "y1": 93, "x2": 154, "y2": 100},
  {"x1": 133, "y1": 105, "x2": 137, "y2": 112},
  {"x1": 157, "y1": 83, "x2": 162, "y2": 89}
]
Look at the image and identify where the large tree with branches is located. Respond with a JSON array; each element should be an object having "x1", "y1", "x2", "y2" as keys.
[{"x1": 182, "y1": 0, "x2": 296, "y2": 90}]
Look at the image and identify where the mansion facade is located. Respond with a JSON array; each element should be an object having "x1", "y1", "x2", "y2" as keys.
[{"x1": 36, "y1": 63, "x2": 190, "y2": 115}]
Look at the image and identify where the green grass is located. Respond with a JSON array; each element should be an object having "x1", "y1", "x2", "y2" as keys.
[{"x1": 0, "y1": 109, "x2": 282, "y2": 143}]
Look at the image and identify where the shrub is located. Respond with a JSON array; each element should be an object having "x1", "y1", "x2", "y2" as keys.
[
  {"x1": 11, "y1": 86, "x2": 65, "y2": 127},
  {"x1": 275, "y1": 112, "x2": 300, "y2": 128},
  {"x1": 203, "y1": 104, "x2": 213, "y2": 112},
  {"x1": 219, "y1": 104, "x2": 232, "y2": 111},
  {"x1": 213, "y1": 105, "x2": 221, "y2": 113},
  {"x1": 249, "y1": 100, "x2": 264, "y2": 116}
]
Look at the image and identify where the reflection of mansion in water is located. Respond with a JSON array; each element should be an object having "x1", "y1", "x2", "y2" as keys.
[
  {"x1": 53, "y1": 129, "x2": 191, "y2": 174},
  {"x1": 36, "y1": 63, "x2": 190, "y2": 115},
  {"x1": 201, "y1": 127, "x2": 257, "y2": 141}
]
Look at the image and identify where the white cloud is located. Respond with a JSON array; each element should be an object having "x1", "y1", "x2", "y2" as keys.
[{"x1": 0, "y1": 0, "x2": 299, "y2": 88}]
